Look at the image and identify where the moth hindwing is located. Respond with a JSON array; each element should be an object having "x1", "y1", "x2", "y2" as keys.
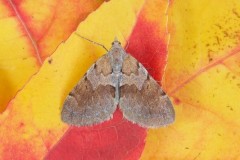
[{"x1": 61, "y1": 39, "x2": 175, "y2": 128}]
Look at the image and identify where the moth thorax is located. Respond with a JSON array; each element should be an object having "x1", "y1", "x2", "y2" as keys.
[
  {"x1": 112, "y1": 64, "x2": 122, "y2": 73},
  {"x1": 111, "y1": 49, "x2": 124, "y2": 73}
]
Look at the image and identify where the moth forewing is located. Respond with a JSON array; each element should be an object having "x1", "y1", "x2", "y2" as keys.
[
  {"x1": 119, "y1": 54, "x2": 175, "y2": 128},
  {"x1": 61, "y1": 54, "x2": 116, "y2": 126}
]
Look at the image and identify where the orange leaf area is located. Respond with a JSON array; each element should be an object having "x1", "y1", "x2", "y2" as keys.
[
  {"x1": 141, "y1": 0, "x2": 240, "y2": 159},
  {"x1": 0, "y1": 0, "x2": 106, "y2": 113},
  {"x1": 0, "y1": 0, "x2": 147, "y2": 159}
]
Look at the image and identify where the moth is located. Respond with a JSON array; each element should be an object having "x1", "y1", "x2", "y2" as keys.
[{"x1": 61, "y1": 38, "x2": 175, "y2": 128}]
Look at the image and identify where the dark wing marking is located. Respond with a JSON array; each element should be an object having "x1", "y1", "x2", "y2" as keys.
[
  {"x1": 61, "y1": 54, "x2": 117, "y2": 126},
  {"x1": 119, "y1": 54, "x2": 175, "y2": 128}
]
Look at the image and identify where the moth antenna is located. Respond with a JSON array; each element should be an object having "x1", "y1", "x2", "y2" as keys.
[
  {"x1": 75, "y1": 32, "x2": 108, "y2": 52},
  {"x1": 119, "y1": 32, "x2": 129, "y2": 50}
]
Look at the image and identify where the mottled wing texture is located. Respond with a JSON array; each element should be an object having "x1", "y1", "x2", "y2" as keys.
[
  {"x1": 61, "y1": 54, "x2": 116, "y2": 126},
  {"x1": 119, "y1": 54, "x2": 175, "y2": 128}
]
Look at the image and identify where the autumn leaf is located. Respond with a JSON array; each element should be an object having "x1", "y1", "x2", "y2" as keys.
[
  {"x1": 141, "y1": 0, "x2": 240, "y2": 159},
  {"x1": 1, "y1": 0, "x2": 240, "y2": 160},
  {"x1": 0, "y1": 0, "x2": 106, "y2": 113},
  {"x1": 46, "y1": 0, "x2": 169, "y2": 159},
  {"x1": 0, "y1": 0, "x2": 148, "y2": 159}
]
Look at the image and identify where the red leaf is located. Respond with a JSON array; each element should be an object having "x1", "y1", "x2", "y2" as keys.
[{"x1": 45, "y1": 109, "x2": 146, "y2": 160}]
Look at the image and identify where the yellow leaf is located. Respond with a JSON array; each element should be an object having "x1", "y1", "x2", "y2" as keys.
[
  {"x1": 142, "y1": 0, "x2": 240, "y2": 159},
  {"x1": 0, "y1": 0, "x2": 145, "y2": 159},
  {"x1": 0, "y1": 0, "x2": 106, "y2": 113}
]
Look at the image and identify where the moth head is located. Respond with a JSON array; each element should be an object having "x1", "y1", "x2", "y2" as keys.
[{"x1": 111, "y1": 37, "x2": 121, "y2": 47}]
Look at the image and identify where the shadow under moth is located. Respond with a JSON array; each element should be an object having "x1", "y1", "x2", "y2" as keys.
[{"x1": 61, "y1": 38, "x2": 175, "y2": 128}]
